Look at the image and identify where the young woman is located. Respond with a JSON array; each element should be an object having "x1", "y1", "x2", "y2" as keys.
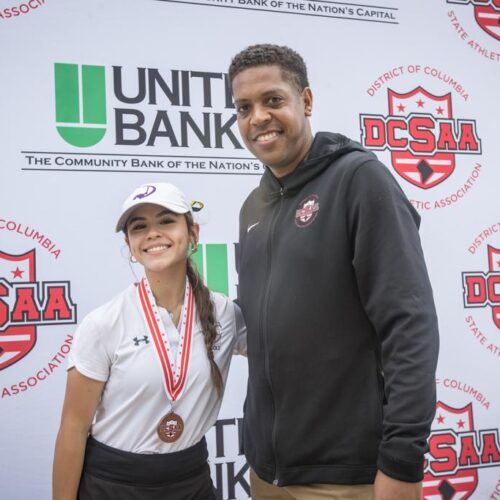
[{"x1": 53, "y1": 182, "x2": 246, "y2": 499}]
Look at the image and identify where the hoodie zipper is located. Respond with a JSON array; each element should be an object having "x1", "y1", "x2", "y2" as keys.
[{"x1": 259, "y1": 186, "x2": 285, "y2": 486}]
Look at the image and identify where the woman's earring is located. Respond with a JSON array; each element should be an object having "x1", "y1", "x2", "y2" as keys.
[
  {"x1": 129, "y1": 254, "x2": 137, "y2": 263},
  {"x1": 188, "y1": 242, "x2": 198, "y2": 256}
]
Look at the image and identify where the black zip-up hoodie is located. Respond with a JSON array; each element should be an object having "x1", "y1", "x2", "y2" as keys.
[{"x1": 237, "y1": 132, "x2": 439, "y2": 486}]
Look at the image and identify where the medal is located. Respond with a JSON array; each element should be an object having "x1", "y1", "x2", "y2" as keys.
[
  {"x1": 157, "y1": 411, "x2": 184, "y2": 443},
  {"x1": 137, "y1": 277, "x2": 194, "y2": 443}
]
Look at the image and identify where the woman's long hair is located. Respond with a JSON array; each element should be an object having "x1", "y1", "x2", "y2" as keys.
[{"x1": 185, "y1": 213, "x2": 224, "y2": 398}]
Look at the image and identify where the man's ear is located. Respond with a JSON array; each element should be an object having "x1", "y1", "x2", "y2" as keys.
[{"x1": 302, "y1": 87, "x2": 313, "y2": 117}]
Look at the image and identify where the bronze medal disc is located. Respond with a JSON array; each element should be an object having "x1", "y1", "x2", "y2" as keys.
[{"x1": 157, "y1": 412, "x2": 184, "y2": 443}]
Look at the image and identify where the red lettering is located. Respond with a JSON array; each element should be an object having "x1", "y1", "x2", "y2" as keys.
[
  {"x1": 409, "y1": 116, "x2": 435, "y2": 154},
  {"x1": 459, "y1": 435, "x2": 480, "y2": 466},
  {"x1": 362, "y1": 117, "x2": 386, "y2": 147},
  {"x1": 361, "y1": 113, "x2": 481, "y2": 156},
  {"x1": 429, "y1": 433, "x2": 457, "y2": 474},
  {"x1": 488, "y1": 275, "x2": 500, "y2": 305},
  {"x1": 458, "y1": 122, "x2": 480, "y2": 152},
  {"x1": 436, "y1": 121, "x2": 458, "y2": 151},
  {"x1": 387, "y1": 119, "x2": 407, "y2": 148},
  {"x1": 11, "y1": 287, "x2": 41, "y2": 322},
  {"x1": 43, "y1": 286, "x2": 73, "y2": 320},
  {"x1": 465, "y1": 275, "x2": 487, "y2": 305},
  {"x1": 481, "y1": 432, "x2": 500, "y2": 463},
  {"x1": 0, "y1": 283, "x2": 8, "y2": 329}
]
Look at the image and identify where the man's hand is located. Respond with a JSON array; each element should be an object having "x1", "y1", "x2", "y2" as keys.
[{"x1": 373, "y1": 470, "x2": 422, "y2": 500}]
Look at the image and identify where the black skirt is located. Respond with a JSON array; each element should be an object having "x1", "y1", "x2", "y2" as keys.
[{"x1": 78, "y1": 436, "x2": 217, "y2": 500}]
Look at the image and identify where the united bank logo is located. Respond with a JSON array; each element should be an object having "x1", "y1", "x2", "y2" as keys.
[
  {"x1": 462, "y1": 245, "x2": 500, "y2": 329},
  {"x1": 55, "y1": 64, "x2": 107, "y2": 147},
  {"x1": 424, "y1": 401, "x2": 500, "y2": 499},
  {"x1": 360, "y1": 87, "x2": 481, "y2": 189},
  {"x1": 0, "y1": 249, "x2": 77, "y2": 370},
  {"x1": 447, "y1": 0, "x2": 500, "y2": 41},
  {"x1": 53, "y1": 62, "x2": 241, "y2": 149}
]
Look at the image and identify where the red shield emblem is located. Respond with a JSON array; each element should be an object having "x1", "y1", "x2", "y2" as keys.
[
  {"x1": 388, "y1": 87, "x2": 455, "y2": 189},
  {"x1": 474, "y1": 3, "x2": 500, "y2": 41},
  {"x1": 0, "y1": 250, "x2": 37, "y2": 370},
  {"x1": 424, "y1": 402, "x2": 478, "y2": 499},
  {"x1": 487, "y1": 245, "x2": 500, "y2": 328}
]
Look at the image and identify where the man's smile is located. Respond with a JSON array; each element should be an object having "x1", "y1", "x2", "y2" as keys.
[{"x1": 254, "y1": 130, "x2": 281, "y2": 142}]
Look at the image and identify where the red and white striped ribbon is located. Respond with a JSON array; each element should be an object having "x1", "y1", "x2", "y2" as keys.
[{"x1": 137, "y1": 277, "x2": 194, "y2": 401}]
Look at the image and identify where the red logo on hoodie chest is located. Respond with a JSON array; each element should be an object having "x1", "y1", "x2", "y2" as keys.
[{"x1": 295, "y1": 195, "x2": 320, "y2": 228}]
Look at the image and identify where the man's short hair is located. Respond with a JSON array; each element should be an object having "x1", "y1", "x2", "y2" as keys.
[{"x1": 228, "y1": 44, "x2": 309, "y2": 92}]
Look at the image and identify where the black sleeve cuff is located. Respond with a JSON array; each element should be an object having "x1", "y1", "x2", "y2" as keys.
[{"x1": 377, "y1": 451, "x2": 424, "y2": 483}]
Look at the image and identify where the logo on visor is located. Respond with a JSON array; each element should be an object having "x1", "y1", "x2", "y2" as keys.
[{"x1": 133, "y1": 185, "x2": 156, "y2": 200}]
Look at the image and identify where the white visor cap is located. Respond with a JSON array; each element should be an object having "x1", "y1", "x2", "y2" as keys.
[{"x1": 116, "y1": 183, "x2": 191, "y2": 232}]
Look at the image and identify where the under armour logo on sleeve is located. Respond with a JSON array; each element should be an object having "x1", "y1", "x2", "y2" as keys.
[{"x1": 133, "y1": 335, "x2": 149, "y2": 346}]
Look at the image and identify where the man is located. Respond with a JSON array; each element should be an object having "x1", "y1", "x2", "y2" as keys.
[{"x1": 229, "y1": 44, "x2": 439, "y2": 500}]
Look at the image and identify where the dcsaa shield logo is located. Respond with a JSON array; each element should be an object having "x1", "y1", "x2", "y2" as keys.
[
  {"x1": 462, "y1": 245, "x2": 500, "y2": 329},
  {"x1": 0, "y1": 249, "x2": 77, "y2": 370},
  {"x1": 424, "y1": 402, "x2": 479, "y2": 499},
  {"x1": 448, "y1": 1, "x2": 500, "y2": 41},
  {"x1": 0, "y1": 250, "x2": 37, "y2": 369},
  {"x1": 424, "y1": 400, "x2": 500, "y2": 499},
  {"x1": 387, "y1": 88, "x2": 455, "y2": 189},
  {"x1": 474, "y1": 2, "x2": 500, "y2": 40},
  {"x1": 360, "y1": 86, "x2": 481, "y2": 189}
]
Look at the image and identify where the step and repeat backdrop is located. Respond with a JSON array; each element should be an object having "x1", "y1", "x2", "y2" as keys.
[{"x1": 1, "y1": 0, "x2": 499, "y2": 498}]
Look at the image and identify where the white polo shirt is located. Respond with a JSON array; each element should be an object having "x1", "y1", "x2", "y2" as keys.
[{"x1": 68, "y1": 283, "x2": 246, "y2": 453}]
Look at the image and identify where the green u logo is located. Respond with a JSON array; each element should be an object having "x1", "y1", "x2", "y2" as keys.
[
  {"x1": 192, "y1": 244, "x2": 229, "y2": 296},
  {"x1": 54, "y1": 63, "x2": 106, "y2": 147}
]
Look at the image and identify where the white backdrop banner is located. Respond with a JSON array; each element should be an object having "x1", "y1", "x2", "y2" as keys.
[{"x1": 1, "y1": 0, "x2": 499, "y2": 498}]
